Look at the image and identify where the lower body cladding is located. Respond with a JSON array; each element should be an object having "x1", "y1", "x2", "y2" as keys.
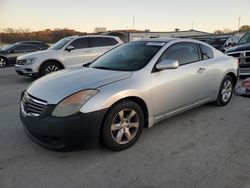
[{"x1": 20, "y1": 108, "x2": 108, "y2": 150}]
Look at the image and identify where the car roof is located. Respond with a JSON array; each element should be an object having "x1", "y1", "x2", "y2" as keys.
[
  {"x1": 17, "y1": 41, "x2": 46, "y2": 44},
  {"x1": 138, "y1": 37, "x2": 175, "y2": 43},
  {"x1": 65, "y1": 35, "x2": 120, "y2": 39}
]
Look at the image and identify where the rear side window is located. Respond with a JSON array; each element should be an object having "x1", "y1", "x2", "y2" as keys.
[
  {"x1": 89, "y1": 37, "x2": 118, "y2": 47},
  {"x1": 70, "y1": 38, "x2": 89, "y2": 49},
  {"x1": 159, "y1": 42, "x2": 199, "y2": 65},
  {"x1": 199, "y1": 44, "x2": 214, "y2": 60},
  {"x1": 13, "y1": 45, "x2": 39, "y2": 53}
]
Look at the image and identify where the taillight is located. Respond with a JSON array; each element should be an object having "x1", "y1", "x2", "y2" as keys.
[{"x1": 234, "y1": 58, "x2": 240, "y2": 64}]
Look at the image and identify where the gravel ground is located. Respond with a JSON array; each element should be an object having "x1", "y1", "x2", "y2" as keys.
[{"x1": 0, "y1": 67, "x2": 250, "y2": 188}]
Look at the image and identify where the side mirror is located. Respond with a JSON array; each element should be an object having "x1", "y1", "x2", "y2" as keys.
[
  {"x1": 66, "y1": 45, "x2": 74, "y2": 52},
  {"x1": 9, "y1": 49, "x2": 16, "y2": 53},
  {"x1": 156, "y1": 59, "x2": 179, "y2": 71}
]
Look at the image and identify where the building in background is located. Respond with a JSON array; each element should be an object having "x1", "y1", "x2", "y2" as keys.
[
  {"x1": 103, "y1": 29, "x2": 211, "y2": 42},
  {"x1": 128, "y1": 29, "x2": 211, "y2": 42}
]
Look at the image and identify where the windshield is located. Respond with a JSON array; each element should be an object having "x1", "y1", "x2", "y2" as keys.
[
  {"x1": 49, "y1": 37, "x2": 73, "y2": 50},
  {"x1": 237, "y1": 33, "x2": 250, "y2": 45},
  {"x1": 1, "y1": 43, "x2": 17, "y2": 51},
  {"x1": 90, "y1": 41, "x2": 164, "y2": 71}
]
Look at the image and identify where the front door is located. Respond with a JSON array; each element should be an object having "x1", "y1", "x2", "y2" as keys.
[
  {"x1": 63, "y1": 38, "x2": 93, "y2": 67},
  {"x1": 151, "y1": 42, "x2": 209, "y2": 119}
]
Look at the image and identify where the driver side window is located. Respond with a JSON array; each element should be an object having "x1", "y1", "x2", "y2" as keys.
[
  {"x1": 159, "y1": 42, "x2": 199, "y2": 66},
  {"x1": 70, "y1": 38, "x2": 89, "y2": 49}
]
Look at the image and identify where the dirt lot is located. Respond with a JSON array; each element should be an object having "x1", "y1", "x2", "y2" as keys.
[{"x1": 0, "y1": 67, "x2": 250, "y2": 188}]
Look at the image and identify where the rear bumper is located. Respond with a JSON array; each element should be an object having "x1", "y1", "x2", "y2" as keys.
[{"x1": 20, "y1": 108, "x2": 108, "y2": 150}]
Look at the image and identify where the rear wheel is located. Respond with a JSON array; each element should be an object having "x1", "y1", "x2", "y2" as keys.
[
  {"x1": 40, "y1": 62, "x2": 62, "y2": 76},
  {"x1": 214, "y1": 75, "x2": 234, "y2": 106},
  {"x1": 102, "y1": 100, "x2": 144, "y2": 151},
  {"x1": 0, "y1": 57, "x2": 7, "y2": 68}
]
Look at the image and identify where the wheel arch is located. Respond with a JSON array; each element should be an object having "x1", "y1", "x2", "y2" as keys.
[
  {"x1": 39, "y1": 59, "x2": 65, "y2": 73},
  {"x1": 102, "y1": 96, "x2": 149, "y2": 129},
  {"x1": 226, "y1": 72, "x2": 238, "y2": 87},
  {"x1": 0, "y1": 56, "x2": 8, "y2": 63}
]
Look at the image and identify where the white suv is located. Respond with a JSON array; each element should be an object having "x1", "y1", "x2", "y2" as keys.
[{"x1": 15, "y1": 35, "x2": 123, "y2": 77}]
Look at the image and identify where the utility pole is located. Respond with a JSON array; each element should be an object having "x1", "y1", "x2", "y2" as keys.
[
  {"x1": 192, "y1": 21, "x2": 194, "y2": 30},
  {"x1": 238, "y1": 17, "x2": 241, "y2": 33},
  {"x1": 133, "y1": 16, "x2": 135, "y2": 30}
]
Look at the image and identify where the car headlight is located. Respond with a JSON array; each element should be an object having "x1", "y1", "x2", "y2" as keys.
[
  {"x1": 25, "y1": 58, "x2": 37, "y2": 65},
  {"x1": 51, "y1": 90, "x2": 99, "y2": 117}
]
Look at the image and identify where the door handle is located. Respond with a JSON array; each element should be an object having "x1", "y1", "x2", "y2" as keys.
[{"x1": 197, "y1": 67, "x2": 206, "y2": 73}]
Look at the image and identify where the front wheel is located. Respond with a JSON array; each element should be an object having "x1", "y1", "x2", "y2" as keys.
[
  {"x1": 40, "y1": 62, "x2": 62, "y2": 76},
  {"x1": 0, "y1": 57, "x2": 7, "y2": 68},
  {"x1": 214, "y1": 75, "x2": 234, "y2": 106},
  {"x1": 102, "y1": 100, "x2": 144, "y2": 151}
]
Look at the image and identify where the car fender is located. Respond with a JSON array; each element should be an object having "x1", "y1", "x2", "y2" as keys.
[
  {"x1": 79, "y1": 73, "x2": 154, "y2": 126},
  {"x1": 39, "y1": 58, "x2": 65, "y2": 70}
]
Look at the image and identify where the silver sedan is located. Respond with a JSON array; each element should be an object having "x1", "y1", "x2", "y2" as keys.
[{"x1": 20, "y1": 38, "x2": 239, "y2": 151}]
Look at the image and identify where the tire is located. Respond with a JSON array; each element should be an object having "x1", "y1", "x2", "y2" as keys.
[
  {"x1": 102, "y1": 100, "x2": 144, "y2": 151},
  {"x1": 40, "y1": 62, "x2": 62, "y2": 76},
  {"x1": 214, "y1": 75, "x2": 234, "y2": 106},
  {"x1": 0, "y1": 57, "x2": 7, "y2": 68}
]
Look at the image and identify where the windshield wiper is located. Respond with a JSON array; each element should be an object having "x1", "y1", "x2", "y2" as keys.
[{"x1": 83, "y1": 62, "x2": 92, "y2": 68}]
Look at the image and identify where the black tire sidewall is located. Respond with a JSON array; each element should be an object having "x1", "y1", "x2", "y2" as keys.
[{"x1": 102, "y1": 100, "x2": 144, "y2": 151}]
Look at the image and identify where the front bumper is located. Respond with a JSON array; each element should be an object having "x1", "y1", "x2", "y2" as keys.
[
  {"x1": 15, "y1": 64, "x2": 40, "y2": 77},
  {"x1": 20, "y1": 107, "x2": 108, "y2": 150},
  {"x1": 239, "y1": 64, "x2": 250, "y2": 76}
]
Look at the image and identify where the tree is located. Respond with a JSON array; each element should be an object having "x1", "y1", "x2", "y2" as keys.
[
  {"x1": 94, "y1": 27, "x2": 107, "y2": 33},
  {"x1": 214, "y1": 28, "x2": 232, "y2": 34},
  {"x1": 222, "y1": 28, "x2": 232, "y2": 34},
  {"x1": 214, "y1": 30, "x2": 223, "y2": 34},
  {"x1": 239, "y1": 25, "x2": 250, "y2": 33}
]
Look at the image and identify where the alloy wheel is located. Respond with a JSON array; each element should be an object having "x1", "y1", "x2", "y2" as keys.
[
  {"x1": 44, "y1": 65, "x2": 59, "y2": 74},
  {"x1": 221, "y1": 80, "x2": 232, "y2": 103},
  {"x1": 0, "y1": 58, "x2": 6, "y2": 68},
  {"x1": 111, "y1": 109, "x2": 140, "y2": 145}
]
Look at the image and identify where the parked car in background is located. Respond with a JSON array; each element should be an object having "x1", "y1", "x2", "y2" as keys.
[
  {"x1": 19, "y1": 38, "x2": 238, "y2": 151},
  {"x1": 0, "y1": 41, "x2": 49, "y2": 68},
  {"x1": 15, "y1": 35, "x2": 123, "y2": 77},
  {"x1": 206, "y1": 35, "x2": 241, "y2": 52},
  {"x1": 226, "y1": 32, "x2": 250, "y2": 76}
]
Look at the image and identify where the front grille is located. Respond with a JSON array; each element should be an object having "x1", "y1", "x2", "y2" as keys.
[
  {"x1": 227, "y1": 51, "x2": 250, "y2": 64},
  {"x1": 21, "y1": 92, "x2": 47, "y2": 117},
  {"x1": 227, "y1": 52, "x2": 241, "y2": 58},
  {"x1": 17, "y1": 60, "x2": 26, "y2": 65},
  {"x1": 240, "y1": 67, "x2": 250, "y2": 75}
]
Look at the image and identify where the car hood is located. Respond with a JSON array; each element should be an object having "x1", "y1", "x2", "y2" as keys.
[
  {"x1": 0, "y1": 49, "x2": 7, "y2": 55},
  {"x1": 18, "y1": 50, "x2": 60, "y2": 59},
  {"x1": 226, "y1": 43, "x2": 250, "y2": 53},
  {"x1": 26, "y1": 67, "x2": 132, "y2": 104}
]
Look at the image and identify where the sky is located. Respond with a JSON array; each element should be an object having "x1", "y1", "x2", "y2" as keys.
[{"x1": 0, "y1": 0, "x2": 249, "y2": 33}]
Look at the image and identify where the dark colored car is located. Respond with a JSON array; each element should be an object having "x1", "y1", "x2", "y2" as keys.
[
  {"x1": 0, "y1": 41, "x2": 49, "y2": 68},
  {"x1": 206, "y1": 36, "x2": 229, "y2": 52},
  {"x1": 226, "y1": 33, "x2": 250, "y2": 76},
  {"x1": 206, "y1": 35, "x2": 241, "y2": 53}
]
